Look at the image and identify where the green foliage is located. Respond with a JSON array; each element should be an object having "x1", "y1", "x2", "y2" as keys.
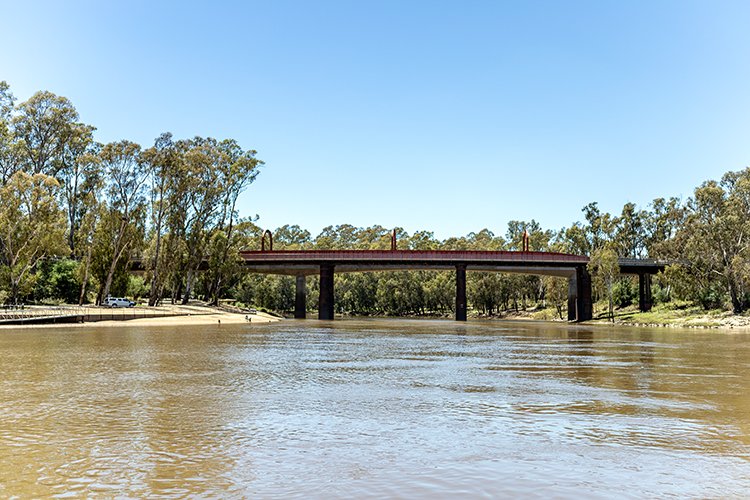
[
  {"x1": 662, "y1": 168, "x2": 750, "y2": 312},
  {"x1": 238, "y1": 275, "x2": 295, "y2": 312},
  {"x1": 127, "y1": 275, "x2": 149, "y2": 301},
  {"x1": 652, "y1": 283, "x2": 670, "y2": 305},
  {"x1": 543, "y1": 276, "x2": 568, "y2": 319},
  {"x1": 0, "y1": 171, "x2": 67, "y2": 303},
  {"x1": 589, "y1": 244, "x2": 619, "y2": 321},
  {"x1": 612, "y1": 278, "x2": 637, "y2": 308},
  {"x1": 34, "y1": 259, "x2": 81, "y2": 303},
  {"x1": 89, "y1": 206, "x2": 137, "y2": 302}
]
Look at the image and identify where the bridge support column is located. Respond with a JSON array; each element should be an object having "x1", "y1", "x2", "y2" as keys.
[
  {"x1": 318, "y1": 264, "x2": 335, "y2": 320},
  {"x1": 295, "y1": 275, "x2": 306, "y2": 319},
  {"x1": 568, "y1": 266, "x2": 592, "y2": 322},
  {"x1": 567, "y1": 273, "x2": 577, "y2": 322},
  {"x1": 638, "y1": 273, "x2": 653, "y2": 312},
  {"x1": 456, "y1": 264, "x2": 467, "y2": 321}
]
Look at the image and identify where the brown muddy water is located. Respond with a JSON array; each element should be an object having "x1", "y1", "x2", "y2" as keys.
[{"x1": 1, "y1": 319, "x2": 749, "y2": 498}]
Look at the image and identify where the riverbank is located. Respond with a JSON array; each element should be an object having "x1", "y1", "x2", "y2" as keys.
[
  {"x1": 9, "y1": 302, "x2": 743, "y2": 331},
  {"x1": 0, "y1": 303, "x2": 281, "y2": 329},
  {"x1": 89, "y1": 310, "x2": 279, "y2": 327},
  {"x1": 585, "y1": 302, "x2": 750, "y2": 329},
  {"x1": 472, "y1": 303, "x2": 750, "y2": 330}
]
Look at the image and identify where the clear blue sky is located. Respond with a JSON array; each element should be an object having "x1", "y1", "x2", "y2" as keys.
[{"x1": 2, "y1": 0, "x2": 749, "y2": 239}]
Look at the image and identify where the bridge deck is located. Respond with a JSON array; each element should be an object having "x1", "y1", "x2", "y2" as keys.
[{"x1": 238, "y1": 250, "x2": 666, "y2": 276}]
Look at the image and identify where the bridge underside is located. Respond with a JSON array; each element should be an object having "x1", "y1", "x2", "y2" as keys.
[
  {"x1": 234, "y1": 251, "x2": 663, "y2": 322},
  {"x1": 128, "y1": 250, "x2": 662, "y2": 321},
  {"x1": 242, "y1": 263, "x2": 577, "y2": 278},
  {"x1": 241, "y1": 261, "x2": 594, "y2": 322}
]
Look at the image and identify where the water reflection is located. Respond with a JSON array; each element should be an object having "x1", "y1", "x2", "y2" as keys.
[{"x1": 0, "y1": 320, "x2": 749, "y2": 497}]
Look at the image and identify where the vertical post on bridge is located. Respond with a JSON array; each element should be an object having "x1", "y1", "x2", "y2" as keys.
[
  {"x1": 318, "y1": 264, "x2": 335, "y2": 320},
  {"x1": 456, "y1": 264, "x2": 467, "y2": 321},
  {"x1": 638, "y1": 273, "x2": 653, "y2": 312},
  {"x1": 295, "y1": 275, "x2": 307, "y2": 319}
]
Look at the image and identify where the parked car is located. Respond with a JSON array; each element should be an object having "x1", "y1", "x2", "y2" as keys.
[{"x1": 103, "y1": 296, "x2": 136, "y2": 308}]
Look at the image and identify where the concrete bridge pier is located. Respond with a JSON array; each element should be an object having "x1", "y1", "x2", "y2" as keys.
[
  {"x1": 319, "y1": 264, "x2": 335, "y2": 320},
  {"x1": 456, "y1": 264, "x2": 467, "y2": 321},
  {"x1": 568, "y1": 266, "x2": 593, "y2": 322},
  {"x1": 295, "y1": 275, "x2": 306, "y2": 319},
  {"x1": 638, "y1": 273, "x2": 653, "y2": 312}
]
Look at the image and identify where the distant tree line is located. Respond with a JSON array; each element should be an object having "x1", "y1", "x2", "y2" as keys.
[{"x1": 2, "y1": 82, "x2": 750, "y2": 316}]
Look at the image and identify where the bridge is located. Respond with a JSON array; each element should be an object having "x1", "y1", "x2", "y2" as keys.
[{"x1": 238, "y1": 249, "x2": 666, "y2": 322}]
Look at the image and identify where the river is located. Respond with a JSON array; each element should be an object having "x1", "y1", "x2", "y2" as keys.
[{"x1": 1, "y1": 319, "x2": 749, "y2": 497}]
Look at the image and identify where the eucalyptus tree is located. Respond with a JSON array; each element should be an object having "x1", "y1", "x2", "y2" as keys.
[
  {"x1": 76, "y1": 190, "x2": 103, "y2": 305},
  {"x1": 97, "y1": 140, "x2": 148, "y2": 302},
  {"x1": 0, "y1": 82, "x2": 13, "y2": 117},
  {"x1": 469, "y1": 272, "x2": 505, "y2": 315},
  {"x1": 314, "y1": 224, "x2": 361, "y2": 249},
  {"x1": 0, "y1": 172, "x2": 67, "y2": 304},
  {"x1": 614, "y1": 202, "x2": 647, "y2": 259},
  {"x1": 273, "y1": 224, "x2": 312, "y2": 249},
  {"x1": 171, "y1": 137, "x2": 224, "y2": 304},
  {"x1": 353, "y1": 225, "x2": 392, "y2": 250},
  {"x1": 555, "y1": 223, "x2": 590, "y2": 255},
  {"x1": 58, "y1": 125, "x2": 99, "y2": 254},
  {"x1": 13, "y1": 91, "x2": 79, "y2": 176},
  {"x1": 589, "y1": 244, "x2": 620, "y2": 321},
  {"x1": 543, "y1": 276, "x2": 568, "y2": 319},
  {"x1": 0, "y1": 81, "x2": 21, "y2": 185},
  {"x1": 644, "y1": 197, "x2": 685, "y2": 258},
  {"x1": 205, "y1": 218, "x2": 264, "y2": 304},
  {"x1": 142, "y1": 133, "x2": 178, "y2": 305},
  {"x1": 205, "y1": 139, "x2": 262, "y2": 304},
  {"x1": 671, "y1": 169, "x2": 750, "y2": 312},
  {"x1": 408, "y1": 230, "x2": 440, "y2": 250},
  {"x1": 581, "y1": 202, "x2": 615, "y2": 253}
]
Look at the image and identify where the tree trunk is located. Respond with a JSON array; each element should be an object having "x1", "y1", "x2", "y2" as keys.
[
  {"x1": 729, "y1": 279, "x2": 743, "y2": 313},
  {"x1": 181, "y1": 269, "x2": 195, "y2": 305},
  {"x1": 10, "y1": 279, "x2": 18, "y2": 306},
  {"x1": 101, "y1": 247, "x2": 125, "y2": 302},
  {"x1": 148, "y1": 201, "x2": 165, "y2": 306},
  {"x1": 172, "y1": 279, "x2": 182, "y2": 304},
  {"x1": 209, "y1": 276, "x2": 222, "y2": 306},
  {"x1": 78, "y1": 245, "x2": 92, "y2": 305},
  {"x1": 67, "y1": 175, "x2": 79, "y2": 256},
  {"x1": 101, "y1": 220, "x2": 128, "y2": 301}
]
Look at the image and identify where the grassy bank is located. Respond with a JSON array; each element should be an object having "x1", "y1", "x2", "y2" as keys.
[
  {"x1": 586, "y1": 301, "x2": 750, "y2": 329},
  {"x1": 469, "y1": 301, "x2": 750, "y2": 330}
]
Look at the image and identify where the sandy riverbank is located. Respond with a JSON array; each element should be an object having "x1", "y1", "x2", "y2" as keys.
[
  {"x1": 89, "y1": 310, "x2": 280, "y2": 327},
  {"x1": 0, "y1": 305, "x2": 281, "y2": 329}
]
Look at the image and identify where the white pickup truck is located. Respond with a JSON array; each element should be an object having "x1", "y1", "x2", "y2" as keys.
[{"x1": 103, "y1": 296, "x2": 136, "y2": 308}]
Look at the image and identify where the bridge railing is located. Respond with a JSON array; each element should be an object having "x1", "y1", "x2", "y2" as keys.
[{"x1": 238, "y1": 249, "x2": 590, "y2": 262}]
